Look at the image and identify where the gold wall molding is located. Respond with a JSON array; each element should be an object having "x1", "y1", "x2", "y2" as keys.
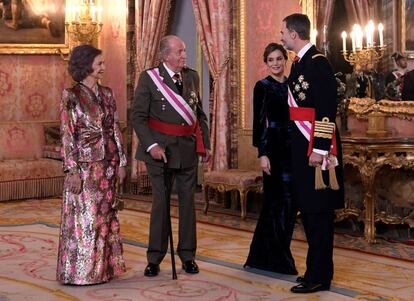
[
  {"x1": 0, "y1": 120, "x2": 59, "y2": 125},
  {"x1": 196, "y1": 36, "x2": 203, "y2": 94},
  {"x1": 239, "y1": 0, "x2": 246, "y2": 129},
  {"x1": 238, "y1": 128, "x2": 252, "y2": 136},
  {"x1": 400, "y1": 0, "x2": 410, "y2": 55},
  {"x1": 0, "y1": 45, "x2": 70, "y2": 56}
]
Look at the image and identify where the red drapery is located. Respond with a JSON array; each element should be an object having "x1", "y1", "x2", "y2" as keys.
[{"x1": 192, "y1": 0, "x2": 232, "y2": 171}]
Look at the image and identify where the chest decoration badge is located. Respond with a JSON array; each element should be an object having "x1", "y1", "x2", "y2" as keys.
[
  {"x1": 188, "y1": 91, "x2": 199, "y2": 111},
  {"x1": 292, "y1": 74, "x2": 309, "y2": 101}
]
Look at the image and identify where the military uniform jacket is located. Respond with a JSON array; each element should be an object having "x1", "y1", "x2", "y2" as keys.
[
  {"x1": 402, "y1": 69, "x2": 414, "y2": 100},
  {"x1": 132, "y1": 64, "x2": 211, "y2": 169},
  {"x1": 288, "y1": 45, "x2": 344, "y2": 213}
]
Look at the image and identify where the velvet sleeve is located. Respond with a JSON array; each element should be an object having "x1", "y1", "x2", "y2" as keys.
[{"x1": 252, "y1": 81, "x2": 267, "y2": 157}]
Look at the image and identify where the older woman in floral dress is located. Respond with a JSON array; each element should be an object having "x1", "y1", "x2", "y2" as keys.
[{"x1": 56, "y1": 44, "x2": 127, "y2": 285}]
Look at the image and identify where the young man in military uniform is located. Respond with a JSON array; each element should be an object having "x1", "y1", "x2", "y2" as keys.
[
  {"x1": 280, "y1": 13, "x2": 344, "y2": 293},
  {"x1": 385, "y1": 52, "x2": 408, "y2": 100},
  {"x1": 132, "y1": 35, "x2": 211, "y2": 277}
]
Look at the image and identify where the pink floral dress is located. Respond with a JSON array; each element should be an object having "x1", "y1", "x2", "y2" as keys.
[{"x1": 56, "y1": 83, "x2": 127, "y2": 285}]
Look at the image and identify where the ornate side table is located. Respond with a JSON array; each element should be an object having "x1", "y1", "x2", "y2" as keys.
[
  {"x1": 341, "y1": 135, "x2": 414, "y2": 243},
  {"x1": 203, "y1": 169, "x2": 263, "y2": 219}
]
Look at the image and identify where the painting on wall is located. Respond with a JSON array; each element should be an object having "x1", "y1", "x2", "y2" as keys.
[
  {"x1": 402, "y1": 0, "x2": 414, "y2": 54},
  {"x1": 0, "y1": 0, "x2": 68, "y2": 54}
]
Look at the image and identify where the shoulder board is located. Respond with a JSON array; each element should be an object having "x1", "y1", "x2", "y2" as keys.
[{"x1": 312, "y1": 54, "x2": 326, "y2": 59}]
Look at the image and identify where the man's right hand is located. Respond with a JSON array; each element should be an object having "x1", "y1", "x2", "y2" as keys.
[
  {"x1": 309, "y1": 151, "x2": 324, "y2": 167},
  {"x1": 259, "y1": 155, "x2": 271, "y2": 175},
  {"x1": 149, "y1": 145, "x2": 167, "y2": 163}
]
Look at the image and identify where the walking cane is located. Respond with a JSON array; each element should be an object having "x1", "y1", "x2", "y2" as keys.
[{"x1": 163, "y1": 157, "x2": 177, "y2": 280}]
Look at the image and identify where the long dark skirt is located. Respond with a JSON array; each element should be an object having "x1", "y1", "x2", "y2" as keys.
[{"x1": 244, "y1": 128, "x2": 298, "y2": 275}]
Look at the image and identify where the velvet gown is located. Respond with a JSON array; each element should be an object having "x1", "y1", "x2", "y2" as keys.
[{"x1": 244, "y1": 76, "x2": 298, "y2": 275}]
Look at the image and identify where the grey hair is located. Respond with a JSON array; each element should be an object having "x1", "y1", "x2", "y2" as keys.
[{"x1": 159, "y1": 35, "x2": 175, "y2": 60}]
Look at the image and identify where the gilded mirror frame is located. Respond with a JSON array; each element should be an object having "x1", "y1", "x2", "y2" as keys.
[
  {"x1": 0, "y1": 0, "x2": 70, "y2": 55},
  {"x1": 401, "y1": 0, "x2": 414, "y2": 56}
]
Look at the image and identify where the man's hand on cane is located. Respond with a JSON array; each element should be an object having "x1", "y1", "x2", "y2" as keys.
[
  {"x1": 260, "y1": 155, "x2": 271, "y2": 175},
  {"x1": 149, "y1": 145, "x2": 167, "y2": 163}
]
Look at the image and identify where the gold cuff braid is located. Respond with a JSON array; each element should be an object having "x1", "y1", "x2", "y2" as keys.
[{"x1": 314, "y1": 117, "x2": 335, "y2": 140}]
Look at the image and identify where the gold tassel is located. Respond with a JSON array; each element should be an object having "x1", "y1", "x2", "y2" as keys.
[
  {"x1": 329, "y1": 164, "x2": 340, "y2": 190},
  {"x1": 315, "y1": 166, "x2": 327, "y2": 190}
]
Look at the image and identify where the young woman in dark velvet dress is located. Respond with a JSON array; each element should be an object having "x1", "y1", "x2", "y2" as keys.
[{"x1": 244, "y1": 43, "x2": 297, "y2": 275}]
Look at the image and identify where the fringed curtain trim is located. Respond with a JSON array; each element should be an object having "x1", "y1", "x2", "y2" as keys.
[{"x1": 0, "y1": 177, "x2": 64, "y2": 201}]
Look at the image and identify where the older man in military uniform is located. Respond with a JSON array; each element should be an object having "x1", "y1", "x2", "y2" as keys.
[
  {"x1": 132, "y1": 35, "x2": 210, "y2": 277},
  {"x1": 280, "y1": 14, "x2": 344, "y2": 293}
]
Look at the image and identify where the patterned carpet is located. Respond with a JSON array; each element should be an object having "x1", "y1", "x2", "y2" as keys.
[
  {"x1": 0, "y1": 223, "x2": 358, "y2": 301},
  {"x1": 126, "y1": 194, "x2": 414, "y2": 263},
  {"x1": 1, "y1": 198, "x2": 414, "y2": 300}
]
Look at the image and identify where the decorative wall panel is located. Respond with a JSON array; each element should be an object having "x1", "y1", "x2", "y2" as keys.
[
  {"x1": 241, "y1": 0, "x2": 301, "y2": 129},
  {"x1": 0, "y1": 55, "x2": 70, "y2": 122}
]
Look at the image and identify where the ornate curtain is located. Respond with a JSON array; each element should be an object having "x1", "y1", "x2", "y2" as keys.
[
  {"x1": 135, "y1": 0, "x2": 171, "y2": 73},
  {"x1": 316, "y1": 0, "x2": 335, "y2": 47},
  {"x1": 344, "y1": 0, "x2": 377, "y2": 25},
  {"x1": 192, "y1": 0, "x2": 232, "y2": 171},
  {"x1": 131, "y1": 0, "x2": 171, "y2": 181}
]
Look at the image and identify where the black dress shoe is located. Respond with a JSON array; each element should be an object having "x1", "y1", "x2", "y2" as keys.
[
  {"x1": 182, "y1": 260, "x2": 199, "y2": 274},
  {"x1": 290, "y1": 282, "x2": 330, "y2": 294},
  {"x1": 144, "y1": 263, "x2": 160, "y2": 277},
  {"x1": 296, "y1": 275, "x2": 305, "y2": 283}
]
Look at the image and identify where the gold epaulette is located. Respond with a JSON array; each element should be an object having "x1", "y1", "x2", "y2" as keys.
[
  {"x1": 314, "y1": 117, "x2": 335, "y2": 139},
  {"x1": 312, "y1": 54, "x2": 325, "y2": 59}
]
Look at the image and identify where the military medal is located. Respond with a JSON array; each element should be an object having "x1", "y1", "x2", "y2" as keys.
[{"x1": 188, "y1": 91, "x2": 199, "y2": 112}]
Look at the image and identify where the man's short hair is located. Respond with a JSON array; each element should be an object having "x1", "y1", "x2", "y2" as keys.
[
  {"x1": 391, "y1": 51, "x2": 406, "y2": 62},
  {"x1": 159, "y1": 35, "x2": 174, "y2": 59},
  {"x1": 283, "y1": 13, "x2": 310, "y2": 40}
]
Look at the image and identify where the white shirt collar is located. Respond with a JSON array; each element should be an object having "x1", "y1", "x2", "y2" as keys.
[
  {"x1": 163, "y1": 63, "x2": 180, "y2": 81},
  {"x1": 396, "y1": 67, "x2": 407, "y2": 75},
  {"x1": 297, "y1": 42, "x2": 313, "y2": 60}
]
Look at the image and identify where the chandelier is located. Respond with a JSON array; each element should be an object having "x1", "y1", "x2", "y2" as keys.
[
  {"x1": 65, "y1": 0, "x2": 103, "y2": 46},
  {"x1": 341, "y1": 21, "x2": 386, "y2": 71}
]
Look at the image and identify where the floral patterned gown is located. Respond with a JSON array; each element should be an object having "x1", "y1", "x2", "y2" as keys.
[{"x1": 56, "y1": 83, "x2": 127, "y2": 285}]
